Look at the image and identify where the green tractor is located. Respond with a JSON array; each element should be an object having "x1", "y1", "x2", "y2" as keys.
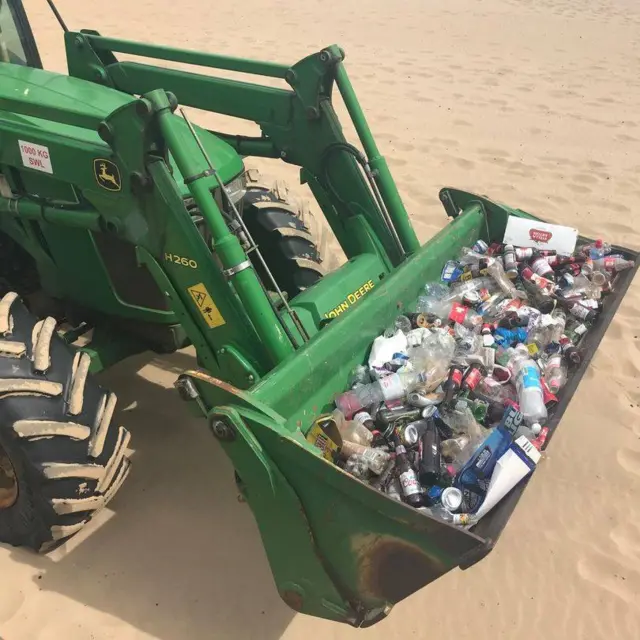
[{"x1": 0, "y1": 0, "x2": 636, "y2": 628}]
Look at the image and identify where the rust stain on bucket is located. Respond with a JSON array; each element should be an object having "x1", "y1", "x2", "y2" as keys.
[{"x1": 352, "y1": 533, "x2": 447, "y2": 602}]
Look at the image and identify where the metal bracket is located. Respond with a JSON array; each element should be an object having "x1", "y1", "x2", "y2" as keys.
[{"x1": 222, "y1": 259, "x2": 252, "y2": 278}]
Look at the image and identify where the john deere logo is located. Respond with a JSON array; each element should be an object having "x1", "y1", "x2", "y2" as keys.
[{"x1": 94, "y1": 159, "x2": 121, "y2": 192}]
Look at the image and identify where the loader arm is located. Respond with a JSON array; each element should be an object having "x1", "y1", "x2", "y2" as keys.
[{"x1": 63, "y1": 31, "x2": 419, "y2": 266}]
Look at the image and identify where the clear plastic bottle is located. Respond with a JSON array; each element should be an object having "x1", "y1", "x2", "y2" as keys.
[
  {"x1": 543, "y1": 353, "x2": 567, "y2": 394},
  {"x1": 508, "y1": 345, "x2": 548, "y2": 425},
  {"x1": 458, "y1": 246, "x2": 487, "y2": 266},
  {"x1": 335, "y1": 370, "x2": 426, "y2": 416},
  {"x1": 340, "y1": 441, "x2": 391, "y2": 474},
  {"x1": 441, "y1": 434, "x2": 471, "y2": 460},
  {"x1": 385, "y1": 477, "x2": 403, "y2": 501},
  {"x1": 333, "y1": 410, "x2": 374, "y2": 446},
  {"x1": 562, "y1": 273, "x2": 602, "y2": 299},
  {"x1": 593, "y1": 255, "x2": 634, "y2": 273},
  {"x1": 487, "y1": 258, "x2": 526, "y2": 298},
  {"x1": 449, "y1": 276, "x2": 499, "y2": 301},
  {"x1": 344, "y1": 455, "x2": 369, "y2": 479},
  {"x1": 549, "y1": 309, "x2": 567, "y2": 344},
  {"x1": 348, "y1": 364, "x2": 371, "y2": 388},
  {"x1": 416, "y1": 282, "x2": 451, "y2": 314}
]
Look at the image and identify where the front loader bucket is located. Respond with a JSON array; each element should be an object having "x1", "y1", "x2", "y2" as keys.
[{"x1": 179, "y1": 190, "x2": 639, "y2": 627}]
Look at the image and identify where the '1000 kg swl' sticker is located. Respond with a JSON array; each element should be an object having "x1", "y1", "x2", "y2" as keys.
[{"x1": 19, "y1": 140, "x2": 53, "y2": 174}]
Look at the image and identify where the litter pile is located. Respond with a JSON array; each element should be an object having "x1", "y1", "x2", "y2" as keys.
[{"x1": 308, "y1": 216, "x2": 634, "y2": 527}]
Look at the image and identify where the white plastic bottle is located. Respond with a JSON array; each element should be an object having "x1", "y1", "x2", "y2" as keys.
[{"x1": 508, "y1": 344, "x2": 548, "y2": 426}]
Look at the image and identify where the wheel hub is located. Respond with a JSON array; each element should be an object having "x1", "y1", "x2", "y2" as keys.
[{"x1": 0, "y1": 444, "x2": 18, "y2": 509}]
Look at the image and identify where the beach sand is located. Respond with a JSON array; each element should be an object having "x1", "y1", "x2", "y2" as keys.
[{"x1": 2, "y1": 0, "x2": 640, "y2": 638}]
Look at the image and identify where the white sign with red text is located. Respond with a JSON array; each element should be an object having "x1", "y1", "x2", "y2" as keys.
[
  {"x1": 18, "y1": 140, "x2": 53, "y2": 174},
  {"x1": 503, "y1": 215, "x2": 578, "y2": 254}
]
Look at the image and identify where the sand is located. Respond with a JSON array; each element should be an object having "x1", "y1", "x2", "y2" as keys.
[{"x1": 2, "y1": 0, "x2": 640, "y2": 638}]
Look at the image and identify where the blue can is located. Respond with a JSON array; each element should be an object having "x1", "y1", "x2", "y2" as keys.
[{"x1": 441, "y1": 260, "x2": 462, "y2": 283}]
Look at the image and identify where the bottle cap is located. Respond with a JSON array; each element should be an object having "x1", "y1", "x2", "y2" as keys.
[
  {"x1": 353, "y1": 411, "x2": 373, "y2": 425},
  {"x1": 441, "y1": 487, "x2": 463, "y2": 512}
]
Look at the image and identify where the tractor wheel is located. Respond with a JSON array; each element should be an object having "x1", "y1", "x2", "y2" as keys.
[
  {"x1": 0, "y1": 292, "x2": 131, "y2": 553},
  {"x1": 241, "y1": 174, "x2": 327, "y2": 299}
]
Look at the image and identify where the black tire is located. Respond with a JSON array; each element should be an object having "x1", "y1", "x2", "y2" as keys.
[
  {"x1": 241, "y1": 184, "x2": 326, "y2": 299},
  {"x1": 0, "y1": 292, "x2": 131, "y2": 553}
]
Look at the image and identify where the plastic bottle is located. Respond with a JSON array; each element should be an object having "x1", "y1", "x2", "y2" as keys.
[
  {"x1": 532, "y1": 426, "x2": 550, "y2": 451},
  {"x1": 370, "y1": 459, "x2": 396, "y2": 491},
  {"x1": 508, "y1": 345, "x2": 548, "y2": 425},
  {"x1": 353, "y1": 410, "x2": 377, "y2": 433},
  {"x1": 338, "y1": 419, "x2": 374, "y2": 446},
  {"x1": 458, "y1": 246, "x2": 487, "y2": 266},
  {"x1": 543, "y1": 354, "x2": 567, "y2": 394},
  {"x1": 416, "y1": 283, "x2": 451, "y2": 315},
  {"x1": 447, "y1": 276, "x2": 498, "y2": 301},
  {"x1": 581, "y1": 239, "x2": 611, "y2": 257},
  {"x1": 487, "y1": 258, "x2": 525, "y2": 298},
  {"x1": 589, "y1": 239, "x2": 605, "y2": 261},
  {"x1": 335, "y1": 370, "x2": 427, "y2": 416},
  {"x1": 441, "y1": 434, "x2": 471, "y2": 460},
  {"x1": 561, "y1": 273, "x2": 602, "y2": 300},
  {"x1": 594, "y1": 255, "x2": 634, "y2": 273},
  {"x1": 549, "y1": 309, "x2": 567, "y2": 344},
  {"x1": 482, "y1": 323, "x2": 495, "y2": 347},
  {"x1": 396, "y1": 315, "x2": 413, "y2": 333},
  {"x1": 385, "y1": 477, "x2": 403, "y2": 501},
  {"x1": 348, "y1": 364, "x2": 371, "y2": 388},
  {"x1": 340, "y1": 441, "x2": 391, "y2": 474},
  {"x1": 344, "y1": 455, "x2": 369, "y2": 479}
]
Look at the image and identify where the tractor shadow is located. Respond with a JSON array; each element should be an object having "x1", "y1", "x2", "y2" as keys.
[{"x1": 8, "y1": 349, "x2": 295, "y2": 640}]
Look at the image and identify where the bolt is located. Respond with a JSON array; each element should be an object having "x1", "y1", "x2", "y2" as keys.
[
  {"x1": 210, "y1": 419, "x2": 235, "y2": 441},
  {"x1": 281, "y1": 589, "x2": 304, "y2": 612},
  {"x1": 247, "y1": 374, "x2": 255, "y2": 383},
  {"x1": 174, "y1": 376, "x2": 199, "y2": 401}
]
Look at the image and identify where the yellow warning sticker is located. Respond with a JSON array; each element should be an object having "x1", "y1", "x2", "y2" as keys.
[{"x1": 187, "y1": 282, "x2": 226, "y2": 328}]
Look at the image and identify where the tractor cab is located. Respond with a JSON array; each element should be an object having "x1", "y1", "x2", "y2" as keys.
[{"x1": 0, "y1": 0, "x2": 41, "y2": 67}]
